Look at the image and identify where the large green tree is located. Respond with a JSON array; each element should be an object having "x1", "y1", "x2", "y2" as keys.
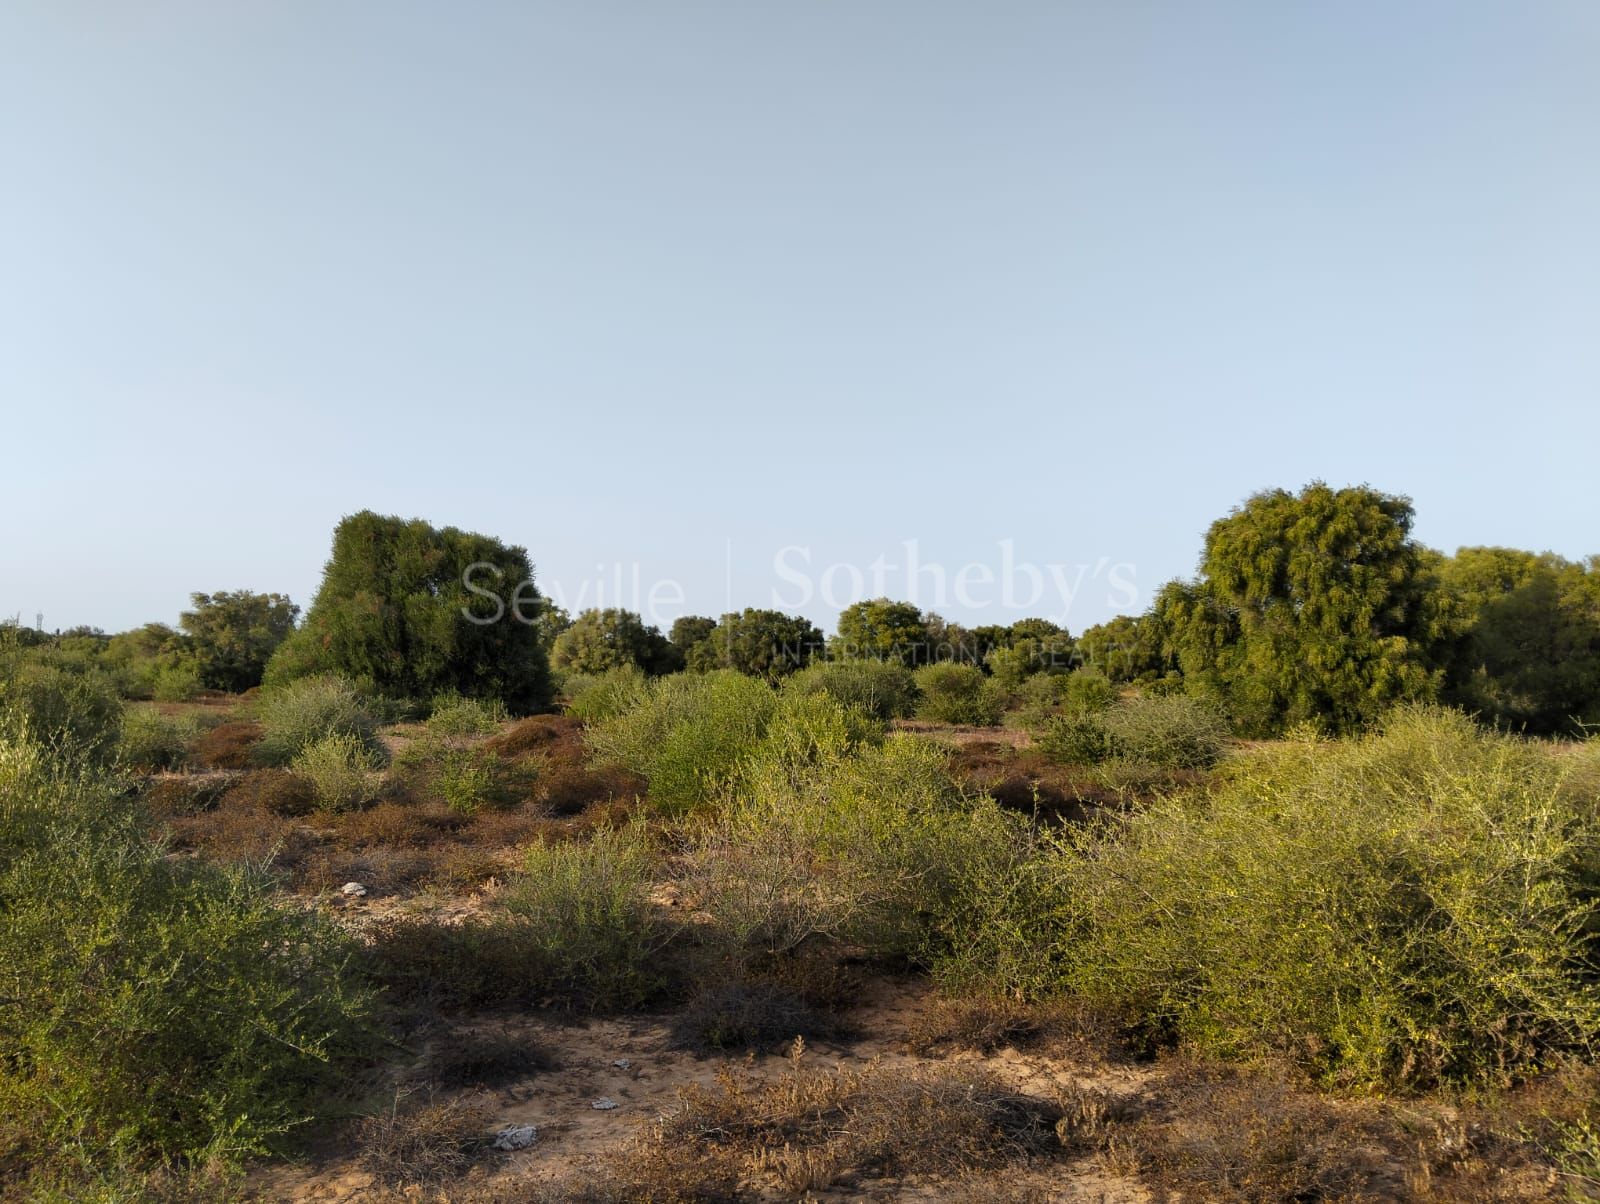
[
  {"x1": 551, "y1": 608, "x2": 680, "y2": 676},
  {"x1": 180, "y1": 591, "x2": 298, "y2": 692},
  {"x1": 264, "y1": 511, "x2": 551, "y2": 711},
  {"x1": 685, "y1": 608, "x2": 823, "y2": 679},
  {"x1": 829, "y1": 598, "x2": 933, "y2": 665},
  {"x1": 1155, "y1": 483, "x2": 1445, "y2": 735},
  {"x1": 1438, "y1": 547, "x2": 1600, "y2": 734}
]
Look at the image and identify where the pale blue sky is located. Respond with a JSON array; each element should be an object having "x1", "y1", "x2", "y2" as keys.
[{"x1": 3, "y1": 2, "x2": 1597, "y2": 635}]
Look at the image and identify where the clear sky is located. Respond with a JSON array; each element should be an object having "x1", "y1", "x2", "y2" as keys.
[{"x1": 3, "y1": 1, "x2": 1597, "y2": 636}]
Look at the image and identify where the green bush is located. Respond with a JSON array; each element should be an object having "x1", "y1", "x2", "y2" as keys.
[
  {"x1": 564, "y1": 665, "x2": 649, "y2": 724},
  {"x1": 1035, "y1": 713, "x2": 1116, "y2": 766},
  {"x1": 912, "y1": 663, "x2": 1003, "y2": 726},
  {"x1": 425, "y1": 692, "x2": 507, "y2": 738},
  {"x1": 118, "y1": 707, "x2": 198, "y2": 773},
  {"x1": 585, "y1": 671, "x2": 777, "y2": 813},
  {"x1": 291, "y1": 731, "x2": 380, "y2": 812},
  {"x1": 0, "y1": 650, "x2": 123, "y2": 765},
  {"x1": 498, "y1": 824, "x2": 664, "y2": 1009},
  {"x1": 434, "y1": 744, "x2": 512, "y2": 815},
  {"x1": 1050, "y1": 707, "x2": 1600, "y2": 1089},
  {"x1": 782, "y1": 660, "x2": 918, "y2": 722},
  {"x1": 0, "y1": 731, "x2": 373, "y2": 1166},
  {"x1": 1097, "y1": 694, "x2": 1230, "y2": 770},
  {"x1": 253, "y1": 674, "x2": 381, "y2": 767},
  {"x1": 151, "y1": 661, "x2": 203, "y2": 703},
  {"x1": 1035, "y1": 694, "x2": 1229, "y2": 771},
  {"x1": 687, "y1": 728, "x2": 1024, "y2": 968},
  {"x1": 1060, "y1": 668, "x2": 1116, "y2": 716}
]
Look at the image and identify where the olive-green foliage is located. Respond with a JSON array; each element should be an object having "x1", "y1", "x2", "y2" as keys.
[
  {"x1": 0, "y1": 732, "x2": 373, "y2": 1165},
  {"x1": 498, "y1": 824, "x2": 663, "y2": 1009},
  {"x1": 1438, "y1": 547, "x2": 1600, "y2": 735},
  {"x1": 585, "y1": 671, "x2": 777, "y2": 813},
  {"x1": 389, "y1": 732, "x2": 525, "y2": 815},
  {"x1": 151, "y1": 659, "x2": 203, "y2": 703},
  {"x1": 1097, "y1": 695, "x2": 1230, "y2": 769},
  {"x1": 424, "y1": 692, "x2": 507, "y2": 738},
  {"x1": 265, "y1": 511, "x2": 552, "y2": 712},
  {"x1": 912, "y1": 663, "x2": 1003, "y2": 726},
  {"x1": 829, "y1": 598, "x2": 934, "y2": 665},
  {"x1": 1035, "y1": 694, "x2": 1228, "y2": 771},
  {"x1": 564, "y1": 664, "x2": 649, "y2": 724},
  {"x1": 669, "y1": 615, "x2": 719, "y2": 663},
  {"x1": 253, "y1": 674, "x2": 382, "y2": 767},
  {"x1": 782, "y1": 659, "x2": 918, "y2": 721},
  {"x1": 1075, "y1": 614, "x2": 1164, "y2": 683},
  {"x1": 180, "y1": 591, "x2": 299, "y2": 693},
  {"x1": 551, "y1": 608, "x2": 680, "y2": 676},
  {"x1": 1155, "y1": 482, "x2": 1448, "y2": 736},
  {"x1": 1061, "y1": 668, "x2": 1116, "y2": 716},
  {"x1": 683, "y1": 608, "x2": 824, "y2": 680},
  {"x1": 1035, "y1": 713, "x2": 1117, "y2": 766},
  {"x1": 688, "y1": 726, "x2": 1025, "y2": 968},
  {"x1": 434, "y1": 744, "x2": 513, "y2": 815},
  {"x1": 1051, "y1": 708, "x2": 1600, "y2": 1089},
  {"x1": 0, "y1": 636, "x2": 123, "y2": 764},
  {"x1": 291, "y1": 732, "x2": 380, "y2": 812},
  {"x1": 118, "y1": 707, "x2": 198, "y2": 773},
  {"x1": 98, "y1": 623, "x2": 196, "y2": 701}
]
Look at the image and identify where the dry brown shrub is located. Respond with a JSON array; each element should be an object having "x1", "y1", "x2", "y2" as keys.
[
  {"x1": 218, "y1": 767, "x2": 315, "y2": 817},
  {"x1": 356, "y1": 1092, "x2": 491, "y2": 1187},
  {"x1": 484, "y1": 714, "x2": 585, "y2": 761},
  {"x1": 139, "y1": 775, "x2": 229, "y2": 820},
  {"x1": 164, "y1": 797, "x2": 315, "y2": 868},
  {"x1": 188, "y1": 720, "x2": 263, "y2": 770},
  {"x1": 337, "y1": 800, "x2": 467, "y2": 848},
  {"x1": 295, "y1": 846, "x2": 436, "y2": 896},
  {"x1": 537, "y1": 763, "x2": 646, "y2": 816}
]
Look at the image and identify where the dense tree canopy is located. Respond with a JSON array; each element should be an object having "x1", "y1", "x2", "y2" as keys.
[
  {"x1": 180, "y1": 591, "x2": 298, "y2": 692},
  {"x1": 552, "y1": 608, "x2": 680, "y2": 676},
  {"x1": 264, "y1": 511, "x2": 552, "y2": 711},
  {"x1": 830, "y1": 599, "x2": 935, "y2": 665},
  {"x1": 1437, "y1": 548, "x2": 1600, "y2": 734},
  {"x1": 1075, "y1": 615, "x2": 1164, "y2": 682},
  {"x1": 684, "y1": 608, "x2": 824, "y2": 679},
  {"x1": 1155, "y1": 482, "x2": 1446, "y2": 735}
]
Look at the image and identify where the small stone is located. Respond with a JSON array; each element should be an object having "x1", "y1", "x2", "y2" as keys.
[
  {"x1": 591, "y1": 1097, "x2": 618, "y2": 1110},
  {"x1": 611, "y1": 1058, "x2": 631, "y2": 1070},
  {"x1": 492, "y1": 1124, "x2": 537, "y2": 1151},
  {"x1": 340, "y1": 882, "x2": 368, "y2": 897}
]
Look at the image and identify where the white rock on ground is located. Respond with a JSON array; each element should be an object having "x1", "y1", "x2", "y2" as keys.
[
  {"x1": 492, "y1": 1124, "x2": 538, "y2": 1151},
  {"x1": 340, "y1": 882, "x2": 367, "y2": 897}
]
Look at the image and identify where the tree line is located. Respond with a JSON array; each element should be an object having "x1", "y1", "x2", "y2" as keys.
[{"x1": 10, "y1": 486, "x2": 1598, "y2": 736}]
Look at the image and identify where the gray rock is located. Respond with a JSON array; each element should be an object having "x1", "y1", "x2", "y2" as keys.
[{"x1": 492, "y1": 1124, "x2": 538, "y2": 1151}]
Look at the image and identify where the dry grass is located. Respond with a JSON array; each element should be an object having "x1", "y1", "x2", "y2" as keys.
[
  {"x1": 355, "y1": 1091, "x2": 492, "y2": 1187},
  {"x1": 907, "y1": 993, "x2": 1094, "y2": 1057},
  {"x1": 1106, "y1": 1057, "x2": 1563, "y2": 1203},
  {"x1": 550, "y1": 1043, "x2": 1067, "y2": 1200}
]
